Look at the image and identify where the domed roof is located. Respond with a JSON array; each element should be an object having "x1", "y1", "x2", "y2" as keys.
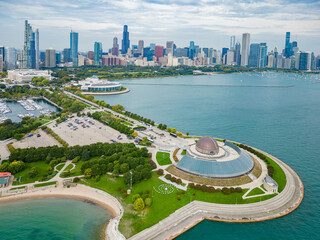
[{"x1": 196, "y1": 136, "x2": 219, "y2": 154}]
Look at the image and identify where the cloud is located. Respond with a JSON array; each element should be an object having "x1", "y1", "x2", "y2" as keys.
[{"x1": 0, "y1": 0, "x2": 319, "y2": 53}]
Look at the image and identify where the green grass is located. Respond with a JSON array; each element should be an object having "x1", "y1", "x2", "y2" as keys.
[
  {"x1": 64, "y1": 164, "x2": 74, "y2": 171},
  {"x1": 156, "y1": 152, "x2": 171, "y2": 165},
  {"x1": 9, "y1": 186, "x2": 26, "y2": 190},
  {"x1": 181, "y1": 150, "x2": 186, "y2": 155},
  {"x1": 261, "y1": 184, "x2": 267, "y2": 192},
  {"x1": 60, "y1": 161, "x2": 85, "y2": 178},
  {"x1": 246, "y1": 187, "x2": 265, "y2": 197},
  {"x1": 56, "y1": 163, "x2": 65, "y2": 171},
  {"x1": 266, "y1": 156, "x2": 286, "y2": 192},
  {"x1": 80, "y1": 172, "x2": 277, "y2": 238},
  {"x1": 34, "y1": 181, "x2": 56, "y2": 188},
  {"x1": 13, "y1": 161, "x2": 51, "y2": 185},
  {"x1": 122, "y1": 121, "x2": 133, "y2": 126}
]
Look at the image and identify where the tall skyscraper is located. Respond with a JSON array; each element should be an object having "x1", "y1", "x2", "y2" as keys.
[
  {"x1": 189, "y1": 41, "x2": 195, "y2": 59},
  {"x1": 248, "y1": 43, "x2": 260, "y2": 67},
  {"x1": 21, "y1": 20, "x2": 37, "y2": 69},
  {"x1": 138, "y1": 40, "x2": 144, "y2": 55},
  {"x1": 35, "y1": 29, "x2": 39, "y2": 69},
  {"x1": 121, "y1": 25, "x2": 130, "y2": 54},
  {"x1": 112, "y1": 37, "x2": 119, "y2": 56},
  {"x1": 285, "y1": 32, "x2": 291, "y2": 58},
  {"x1": 258, "y1": 43, "x2": 268, "y2": 68},
  {"x1": 45, "y1": 49, "x2": 56, "y2": 68},
  {"x1": 155, "y1": 45, "x2": 164, "y2": 60},
  {"x1": 94, "y1": 42, "x2": 102, "y2": 65},
  {"x1": 234, "y1": 42, "x2": 241, "y2": 65},
  {"x1": 166, "y1": 41, "x2": 174, "y2": 56},
  {"x1": 63, "y1": 48, "x2": 71, "y2": 62},
  {"x1": 0, "y1": 47, "x2": 4, "y2": 65},
  {"x1": 241, "y1": 33, "x2": 250, "y2": 66},
  {"x1": 150, "y1": 43, "x2": 156, "y2": 51},
  {"x1": 70, "y1": 31, "x2": 79, "y2": 66},
  {"x1": 230, "y1": 36, "x2": 235, "y2": 50}
]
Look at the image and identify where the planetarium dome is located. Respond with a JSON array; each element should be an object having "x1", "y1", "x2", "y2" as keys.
[{"x1": 196, "y1": 136, "x2": 219, "y2": 155}]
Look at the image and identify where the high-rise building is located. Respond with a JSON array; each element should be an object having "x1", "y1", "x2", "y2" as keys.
[
  {"x1": 138, "y1": 40, "x2": 144, "y2": 55},
  {"x1": 234, "y1": 42, "x2": 241, "y2": 65},
  {"x1": 112, "y1": 37, "x2": 119, "y2": 56},
  {"x1": 222, "y1": 48, "x2": 229, "y2": 64},
  {"x1": 94, "y1": 42, "x2": 102, "y2": 65},
  {"x1": 226, "y1": 50, "x2": 235, "y2": 65},
  {"x1": 189, "y1": 41, "x2": 195, "y2": 59},
  {"x1": 87, "y1": 51, "x2": 94, "y2": 60},
  {"x1": 5, "y1": 47, "x2": 17, "y2": 69},
  {"x1": 0, "y1": 54, "x2": 3, "y2": 72},
  {"x1": 45, "y1": 49, "x2": 56, "y2": 68},
  {"x1": 258, "y1": 43, "x2": 268, "y2": 68},
  {"x1": 40, "y1": 51, "x2": 46, "y2": 63},
  {"x1": 241, "y1": 33, "x2": 250, "y2": 66},
  {"x1": 248, "y1": 43, "x2": 260, "y2": 67},
  {"x1": 284, "y1": 32, "x2": 291, "y2": 58},
  {"x1": 296, "y1": 51, "x2": 311, "y2": 70},
  {"x1": 35, "y1": 29, "x2": 39, "y2": 69},
  {"x1": 56, "y1": 52, "x2": 61, "y2": 64},
  {"x1": 230, "y1": 36, "x2": 235, "y2": 50},
  {"x1": 150, "y1": 43, "x2": 156, "y2": 51},
  {"x1": 121, "y1": 25, "x2": 130, "y2": 54},
  {"x1": 155, "y1": 46, "x2": 164, "y2": 60},
  {"x1": 22, "y1": 20, "x2": 36, "y2": 69},
  {"x1": 70, "y1": 31, "x2": 79, "y2": 66},
  {"x1": 166, "y1": 41, "x2": 174, "y2": 56},
  {"x1": 63, "y1": 48, "x2": 71, "y2": 62},
  {"x1": 0, "y1": 46, "x2": 4, "y2": 63}
]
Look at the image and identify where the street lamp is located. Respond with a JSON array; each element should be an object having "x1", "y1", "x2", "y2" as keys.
[{"x1": 130, "y1": 170, "x2": 133, "y2": 189}]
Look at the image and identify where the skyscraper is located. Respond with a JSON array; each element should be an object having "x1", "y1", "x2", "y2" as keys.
[
  {"x1": 21, "y1": 20, "x2": 36, "y2": 69},
  {"x1": 35, "y1": 29, "x2": 39, "y2": 69},
  {"x1": 5, "y1": 47, "x2": 17, "y2": 69},
  {"x1": 234, "y1": 42, "x2": 241, "y2": 65},
  {"x1": 285, "y1": 32, "x2": 291, "y2": 58},
  {"x1": 166, "y1": 41, "x2": 174, "y2": 56},
  {"x1": 45, "y1": 49, "x2": 56, "y2": 68},
  {"x1": 112, "y1": 37, "x2": 119, "y2": 56},
  {"x1": 230, "y1": 36, "x2": 235, "y2": 50},
  {"x1": 155, "y1": 46, "x2": 164, "y2": 60},
  {"x1": 121, "y1": 25, "x2": 130, "y2": 54},
  {"x1": 0, "y1": 46, "x2": 4, "y2": 63},
  {"x1": 63, "y1": 48, "x2": 71, "y2": 62},
  {"x1": 241, "y1": 33, "x2": 250, "y2": 66},
  {"x1": 138, "y1": 40, "x2": 144, "y2": 55},
  {"x1": 189, "y1": 41, "x2": 195, "y2": 59},
  {"x1": 258, "y1": 43, "x2": 268, "y2": 68},
  {"x1": 248, "y1": 43, "x2": 260, "y2": 67},
  {"x1": 94, "y1": 42, "x2": 102, "y2": 65},
  {"x1": 70, "y1": 31, "x2": 79, "y2": 66}
]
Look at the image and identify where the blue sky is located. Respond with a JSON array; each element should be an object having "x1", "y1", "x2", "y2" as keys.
[{"x1": 0, "y1": 0, "x2": 319, "y2": 54}]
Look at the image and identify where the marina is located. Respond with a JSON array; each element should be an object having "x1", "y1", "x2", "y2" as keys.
[
  {"x1": 0, "y1": 100, "x2": 11, "y2": 114},
  {"x1": 17, "y1": 99, "x2": 43, "y2": 111}
]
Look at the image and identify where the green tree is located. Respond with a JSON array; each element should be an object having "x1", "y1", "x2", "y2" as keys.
[
  {"x1": 186, "y1": 132, "x2": 189, "y2": 136},
  {"x1": 145, "y1": 197, "x2": 152, "y2": 207},
  {"x1": 134, "y1": 198, "x2": 145, "y2": 211},
  {"x1": 84, "y1": 168, "x2": 92, "y2": 178},
  {"x1": 112, "y1": 104, "x2": 125, "y2": 112},
  {"x1": 120, "y1": 163, "x2": 129, "y2": 174},
  {"x1": 28, "y1": 167, "x2": 38, "y2": 178}
]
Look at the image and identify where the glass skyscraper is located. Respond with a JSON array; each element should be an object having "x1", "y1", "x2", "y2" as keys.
[
  {"x1": 70, "y1": 31, "x2": 79, "y2": 66},
  {"x1": 121, "y1": 25, "x2": 130, "y2": 54},
  {"x1": 94, "y1": 42, "x2": 102, "y2": 65},
  {"x1": 22, "y1": 20, "x2": 37, "y2": 69}
]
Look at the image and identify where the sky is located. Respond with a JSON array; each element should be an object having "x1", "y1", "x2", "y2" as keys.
[{"x1": 0, "y1": 0, "x2": 320, "y2": 54}]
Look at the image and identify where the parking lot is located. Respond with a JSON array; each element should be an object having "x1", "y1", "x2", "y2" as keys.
[
  {"x1": 13, "y1": 129, "x2": 61, "y2": 149},
  {"x1": 48, "y1": 116, "x2": 132, "y2": 146}
]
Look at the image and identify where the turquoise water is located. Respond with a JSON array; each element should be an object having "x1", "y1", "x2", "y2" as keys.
[
  {"x1": 0, "y1": 198, "x2": 111, "y2": 240},
  {"x1": 95, "y1": 72, "x2": 320, "y2": 239},
  {"x1": 4, "y1": 99, "x2": 60, "y2": 122}
]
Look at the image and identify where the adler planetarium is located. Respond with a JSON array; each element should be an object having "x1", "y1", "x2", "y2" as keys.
[{"x1": 176, "y1": 136, "x2": 255, "y2": 178}]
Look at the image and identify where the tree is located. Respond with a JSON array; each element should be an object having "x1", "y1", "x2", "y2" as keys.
[
  {"x1": 28, "y1": 167, "x2": 38, "y2": 178},
  {"x1": 186, "y1": 132, "x2": 189, "y2": 136},
  {"x1": 171, "y1": 128, "x2": 177, "y2": 134},
  {"x1": 14, "y1": 133, "x2": 24, "y2": 140},
  {"x1": 120, "y1": 163, "x2": 129, "y2": 174},
  {"x1": 176, "y1": 131, "x2": 183, "y2": 137},
  {"x1": 81, "y1": 150, "x2": 90, "y2": 161},
  {"x1": 134, "y1": 198, "x2": 145, "y2": 211},
  {"x1": 0, "y1": 162, "x2": 9, "y2": 172},
  {"x1": 112, "y1": 104, "x2": 125, "y2": 112},
  {"x1": 84, "y1": 168, "x2": 92, "y2": 178},
  {"x1": 145, "y1": 198, "x2": 152, "y2": 207},
  {"x1": 167, "y1": 127, "x2": 172, "y2": 132},
  {"x1": 8, "y1": 161, "x2": 25, "y2": 174},
  {"x1": 132, "y1": 132, "x2": 138, "y2": 138},
  {"x1": 131, "y1": 194, "x2": 140, "y2": 203}
]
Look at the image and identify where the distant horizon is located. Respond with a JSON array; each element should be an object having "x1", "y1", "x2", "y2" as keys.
[{"x1": 0, "y1": 0, "x2": 320, "y2": 54}]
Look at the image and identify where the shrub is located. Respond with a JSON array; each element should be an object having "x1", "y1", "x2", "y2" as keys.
[
  {"x1": 131, "y1": 194, "x2": 140, "y2": 203},
  {"x1": 148, "y1": 159, "x2": 157, "y2": 169},
  {"x1": 28, "y1": 167, "x2": 38, "y2": 178},
  {"x1": 122, "y1": 193, "x2": 128, "y2": 198},
  {"x1": 165, "y1": 174, "x2": 172, "y2": 181},
  {"x1": 145, "y1": 190, "x2": 150, "y2": 194},
  {"x1": 117, "y1": 187, "x2": 122, "y2": 191},
  {"x1": 177, "y1": 197, "x2": 181, "y2": 201},
  {"x1": 72, "y1": 156, "x2": 80, "y2": 163},
  {"x1": 145, "y1": 197, "x2": 152, "y2": 207},
  {"x1": 138, "y1": 190, "x2": 143, "y2": 195},
  {"x1": 157, "y1": 169, "x2": 164, "y2": 175},
  {"x1": 235, "y1": 187, "x2": 242, "y2": 193},
  {"x1": 222, "y1": 187, "x2": 230, "y2": 195},
  {"x1": 176, "y1": 178, "x2": 182, "y2": 184},
  {"x1": 189, "y1": 183, "x2": 195, "y2": 189},
  {"x1": 73, "y1": 177, "x2": 80, "y2": 183},
  {"x1": 134, "y1": 198, "x2": 145, "y2": 211}
]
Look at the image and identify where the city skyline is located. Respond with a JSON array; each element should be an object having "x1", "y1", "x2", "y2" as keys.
[{"x1": 0, "y1": 0, "x2": 320, "y2": 53}]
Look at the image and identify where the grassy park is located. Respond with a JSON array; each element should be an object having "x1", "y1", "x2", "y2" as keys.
[
  {"x1": 247, "y1": 187, "x2": 265, "y2": 197},
  {"x1": 156, "y1": 152, "x2": 171, "y2": 165}
]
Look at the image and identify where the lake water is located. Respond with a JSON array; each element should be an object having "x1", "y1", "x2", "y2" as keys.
[
  {"x1": 95, "y1": 72, "x2": 320, "y2": 239},
  {"x1": 3, "y1": 99, "x2": 60, "y2": 122},
  {"x1": 0, "y1": 198, "x2": 112, "y2": 240}
]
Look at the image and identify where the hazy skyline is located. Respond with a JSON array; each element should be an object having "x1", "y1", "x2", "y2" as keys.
[{"x1": 1, "y1": 0, "x2": 320, "y2": 54}]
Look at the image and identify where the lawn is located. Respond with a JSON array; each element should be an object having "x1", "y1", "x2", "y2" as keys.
[
  {"x1": 246, "y1": 187, "x2": 265, "y2": 197},
  {"x1": 64, "y1": 164, "x2": 74, "y2": 171},
  {"x1": 156, "y1": 152, "x2": 172, "y2": 165},
  {"x1": 56, "y1": 163, "x2": 65, "y2": 171},
  {"x1": 34, "y1": 181, "x2": 57, "y2": 188},
  {"x1": 266, "y1": 155, "x2": 287, "y2": 192},
  {"x1": 122, "y1": 121, "x2": 133, "y2": 126},
  {"x1": 13, "y1": 161, "x2": 51, "y2": 185},
  {"x1": 80, "y1": 172, "x2": 277, "y2": 238},
  {"x1": 60, "y1": 161, "x2": 85, "y2": 178},
  {"x1": 181, "y1": 150, "x2": 186, "y2": 155}
]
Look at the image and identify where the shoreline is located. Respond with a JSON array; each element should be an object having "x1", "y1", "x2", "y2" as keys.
[{"x1": 81, "y1": 88, "x2": 130, "y2": 95}]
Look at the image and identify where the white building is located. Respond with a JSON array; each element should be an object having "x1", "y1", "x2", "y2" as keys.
[
  {"x1": 226, "y1": 50, "x2": 235, "y2": 65},
  {"x1": 241, "y1": 33, "x2": 250, "y2": 66},
  {"x1": 7, "y1": 69, "x2": 52, "y2": 83},
  {"x1": 79, "y1": 76, "x2": 122, "y2": 92},
  {"x1": 263, "y1": 175, "x2": 278, "y2": 193}
]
